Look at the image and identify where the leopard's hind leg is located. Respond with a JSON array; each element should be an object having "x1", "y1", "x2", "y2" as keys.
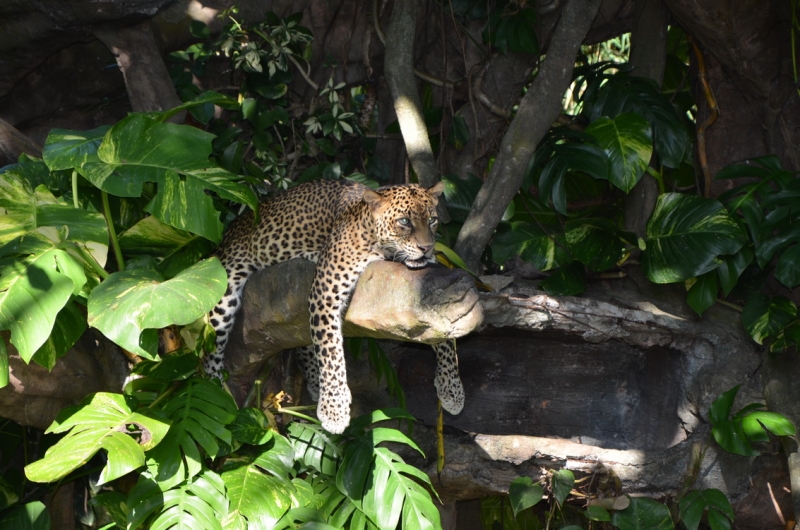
[{"x1": 432, "y1": 339, "x2": 464, "y2": 415}]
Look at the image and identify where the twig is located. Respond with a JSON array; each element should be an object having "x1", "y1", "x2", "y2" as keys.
[
  {"x1": 689, "y1": 36, "x2": 719, "y2": 198},
  {"x1": 287, "y1": 53, "x2": 319, "y2": 91}
]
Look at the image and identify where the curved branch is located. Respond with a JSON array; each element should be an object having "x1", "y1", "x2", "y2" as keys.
[
  {"x1": 383, "y1": 0, "x2": 450, "y2": 221},
  {"x1": 453, "y1": 0, "x2": 602, "y2": 272}
]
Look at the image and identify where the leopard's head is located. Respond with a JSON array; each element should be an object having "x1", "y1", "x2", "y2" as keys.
[{"x1": 363, "y1": 182, "x2": 444, "y2": 269}]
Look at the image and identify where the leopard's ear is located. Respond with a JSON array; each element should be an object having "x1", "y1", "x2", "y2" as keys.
[
  {"x1": 362, "y1": 188, "x2": 385, "y2": 210},
  {"x1": 427, "y1": 181, "x2": 445, "y2": 199}
]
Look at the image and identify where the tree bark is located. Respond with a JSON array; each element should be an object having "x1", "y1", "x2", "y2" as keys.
[
  {"x1": 0, "y1": 118, "x2": 42, "y2": 166},
  {"x1": 93, "y1": 19, "x2": 184, "y2": 120},
  {"x1": 453, "y1": 0, "x2": 602, "y2": 273},
  {"x1": 383, "y1": 0, "x2": 450, "y2": 221}
]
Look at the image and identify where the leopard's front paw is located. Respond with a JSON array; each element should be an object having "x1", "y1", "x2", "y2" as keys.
[
  {"x1": 435, "y1": 374, "x2": 465, "y2": 415},
  {"x1": 317, "y1": 388, "x2": 352, "y2": 434}
]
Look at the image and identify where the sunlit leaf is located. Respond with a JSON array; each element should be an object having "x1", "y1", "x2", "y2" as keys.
[
  {"x1": 642, "y1": 193, "x2": 747, "y2": 283},
  {"x1": 585, "y1": 113, "x2": 652, "y2": 193}
]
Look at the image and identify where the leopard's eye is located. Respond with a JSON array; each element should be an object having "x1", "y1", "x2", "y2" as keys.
[
  {"x1": 397, "y1": 217, "x2": 411, "y2": 226},
  {"x1": 429, "y1": 216, "x2": 438, "y2": 225}
]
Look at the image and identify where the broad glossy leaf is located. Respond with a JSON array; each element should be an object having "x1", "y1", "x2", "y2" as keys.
[
  {"x1": 539, "y1": 261, "x2": 586, "y2": 296},
  {"x1": 0, "y1": 172, "x2": 108, "y2": 263},
  {"x1": 154, "y1": 90, "x2": 238, "y2": 123},
  {"x1": 585, "y1": 113, "x2": 652, "y2": 193},
  {"x1": 565, "y1": 218, "x2": 625, "y2": 272},
  {"x1": 118, "y1": 215, "x2": 217, "y2": 278},
  {"x1": 25, "y1": 392, "x2": 170, "y2": 485},
  {"x1": 222, "y1": 440, "x2": 296, "y2": 528},
  {"x1": 551, "y1": 469, "x2": 574, "y2": 506},
  {"x1": 775, "y1": 244, "x2": 800, "y2": 289},
  {"x1": 716, "y1": 247, "x2": 753, "y2": 297},
  {"x1": 185, "y1": 167, "x2": 258, "y2": 214},
  {"x1": 337, "y1": 415, "x2": 439, "y2": 530},
  {"x1": 155, "y1": 378, "x2": 237, "y2": 459},
  {"x1": 679, "y1": 489, "x2": 734, "y2": 530},
  {"x1": 490, "y1": 222, "x2": 568, "y2": 271},
  {"x1": 585, "y1": 505, "x2": 611, "y2": 522},
  {"x1": 98, "y1": 114, "x2": 214, "y2": 172},
  {"x1": 91, "y1": 492, "x2": 128, "y2": 529},
  {"x1": 145, "y1": 171, "x2": 224, "y2": 243},
  {"x1": 231, "y1": 407, "x2": 273, "y2": 445},
  {"x1": 508, "y1": 476, "x2": 543, "y2": 516},
  {"x1": 611, "y1": 497, "x2": 674, "y2": 530},
  {"x1": 287, "y1": 422, "x2": 341, "y2": 476},
  {"x1": 87, "y1": 258, "x2": 227, "y2": 358},
  {"x1": 128, "y1": 469, "x2": 227, "y2": 530},
  {"x1": 441, "y1": 173, "x2": 512, "y2": 223},
  {"x1": 686, "y1": 271, "x2": 718, "y2": 316},
  {"x1": 42, "y1": 125, "x2": 111, "y2": 170},
  {"x1": 709, "y1": 385, "x2": 794, "y2": 456},
  {"x1": 0, "y1": 501, "x2": 50, "y2": 530},
  {"x1": 0, "y1": 235, "x2": 86, "y2": 362},
  {"x1": 643, "y1": 193, "x2": 747, "y2": 283},
  {"x1": 78, "y1": 162, "x2": 162, "y2": 198},
  {"x1": 588, "y1": 76, "x2": 690, "y2": 168},
  {"x1": 30, "y1": 301, "x2": 85, "y2": 371},
  {"x1": 741, "y1": 294, "x2": 796, "y2": 345}
]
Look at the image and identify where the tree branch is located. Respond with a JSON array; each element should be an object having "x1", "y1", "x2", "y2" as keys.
[
  {"x1": 383, "y1": 0, "x2": 450, "y2": 221},
  {"x1": 453, "y1": 0, "x2": 602, "y2": 272}
]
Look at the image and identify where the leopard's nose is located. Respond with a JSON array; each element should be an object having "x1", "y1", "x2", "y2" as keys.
[{"x1": 417, "y1": 243, "x2": 434, "y2": 254}]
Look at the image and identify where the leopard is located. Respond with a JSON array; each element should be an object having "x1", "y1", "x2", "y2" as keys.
[{"x1": 204, "y1": 178, "x2": 465, "y2": 434}]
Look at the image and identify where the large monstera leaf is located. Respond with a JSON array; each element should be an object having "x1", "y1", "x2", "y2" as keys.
[
  {"x1": 87, "y1": 257, "x2": 227, "y2": 358},
  {"x1": 25, "y1": 393, "x2": 170, "y2": 485},
  {"x1": 585, "y1": 112, "x2": 652, "y2": 193}
]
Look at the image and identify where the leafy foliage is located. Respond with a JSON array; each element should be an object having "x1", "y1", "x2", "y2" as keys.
[
  {"x1": 679, "y1": 489, "x2": 734, "y2": 530},
  {"x1": 709, "y1": 385, "x2": 795, "y2": 457},
  {"x1": 611, "y1": 497, "x2": 674, "y2": 530}
]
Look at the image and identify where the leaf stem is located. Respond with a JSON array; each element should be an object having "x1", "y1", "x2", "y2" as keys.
[
  {"x1": 716, "y1": 298, "x2": 743, "y2": 313},
  {"x1": 71, "y1": 170, "x2": 79, "y2": 208},
  {"x1": 277, "y1": 408, "x2": 320, "y2": 424},
  {"x1": 645, "y1": 165, "x2": 665, "y2": 194},
  {"x1": 147, "y1": 382, "x2": 181, "y2": 410},
  {"x1": 63, "y1": 241, "x2": 109, "y2": 280},
  {"x1": 101, "y1": 191, "x2": 125, "y2": 271}
]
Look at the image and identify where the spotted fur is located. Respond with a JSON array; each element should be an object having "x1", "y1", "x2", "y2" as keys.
[{"x1": 205, "y1": 179, "x2": 465, "y2": 433}]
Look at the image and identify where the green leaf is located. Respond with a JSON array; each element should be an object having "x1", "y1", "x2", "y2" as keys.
[
  {"x1": 98, "y1": 114, "x2": 214, "y2": 172},
  {"x1": 156, "y1": 378, "x2": 237, "y2": 459},
  {"x1": 131, "y1": 352, "x2": 198, "y2": 380},
  {"x1": 585, "y1": 113, "x2": 652, "y2": 193},
  {"x1": 337, "y1": 415, "x2": 439, "y2": 530},
  {"x1": 0, "y1": 235, "x2": 86, "y2": 363},
  {"x1": 0, "y1": 501, "x2": 50, "y2": 530},
  {"x1": 42, "y1": 125, "x2": 111, "y2": 170},
  {"x1": 145, "y1": 171, "x2": 224, "y2": 243},
  {"x1": 287, "y1": 422, "x2": 341, "y2": 476},
  {"x1": 611, "y1": 497, "x2": 674, "y2": 530},
  {"x1": 551, "y1": 469, "x2": 574, "y2": 506},
  {"x1": 774, "y1": 244, "x2": 800, "y2": 289},
  {"x1": 490, "y1": 222, "x2": 568, "y2": 271},
  {"x1": 87, "y1": 258, "x2": 227, "y2": 358},
  {"x1": 127, "y1": 469, "x2": 227, "y2": 530},
  {"x1": 709, "y1": 385, "x2": 796, "y2": 456},
  {"x1": 642, "y1": 193, "x2": 747, "y2": 283},
  {"x1": 565, "y1": 218, "x2": 625, "y2": 272},
  {"x1": 539, "y1": 261, "x2": 586, "y2": 296},
  {"x1": 716, "y1": 247, "x2": 753, "y2": 297},
  {"x1": 231, "y1": 408, "x2": 273, "y2": 445},
  {"x1": 585, "y1": 505, "x2": 611, "y2": 522},
  {"x1": 587, "y1": 76, "x2": 691, "y2": 168},
  {"x1": 222, "y1": 437, "x2": 297, "y2": 528},
  {"x1": 25, "y1": 392, "x2": 170, "y2": 485},
  {"x1": 741, "y1": 294, "x2": 797, "y2": 345},
  {"x1": 30, "y1": 301, "x2": 86, "y2": 371},
  {"x1": 686, "y1": 271, "x2": 718, "y2": 316},
  {"x1": 91, "y1": 492, "x2": 129, "y2": 529},
  {"x1": 118, "y1": 215, "x2": 217, "y2": 279},
  {"x1": 0, "y1": 172, "x2": 108, "y2": 263},
  {"x1": 508, "y1": 476, "x2": 543, "y2": 516},
  {"x1": 679, "y1": 489, "x2": 734, "y2": 530}
]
